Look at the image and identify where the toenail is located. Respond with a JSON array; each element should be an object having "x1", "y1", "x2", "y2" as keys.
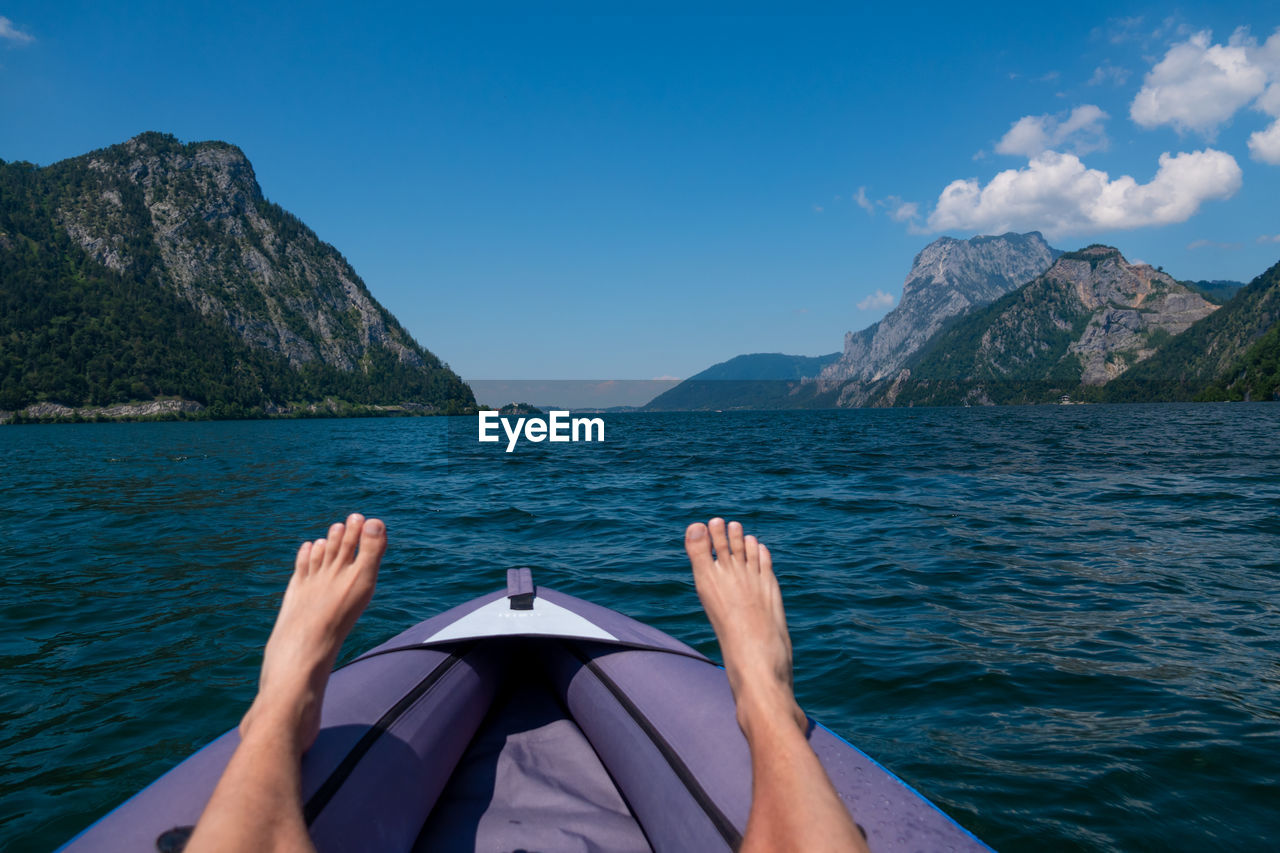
[{"x1": 688, "y1": 526, "x2": 706, "y2": 540}]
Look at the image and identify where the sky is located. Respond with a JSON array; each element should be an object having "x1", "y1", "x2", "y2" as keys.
[{"x1": 3, "y1": 3, "x2": 1280, "y2": 381}]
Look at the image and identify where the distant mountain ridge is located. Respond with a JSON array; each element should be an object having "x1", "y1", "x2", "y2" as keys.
[
  {"x1": 0, "y1": 132, "x2": 473, "y2": 419},
  {"x1": 644, "y1": 232, "x2": 1060, "y2": 410},
  {"x1": 1185, "y1": 280, "x2": 1245, "y2": 303},
  {"x1": 643, "y1": 237, "x2": 1279, "y2": 410},
  {"x1": 644, "y1": 352, "x2": 839, "y2": 410},
  {"x1": 679, "y1": 352, "x2": 840, "y2": 381}
]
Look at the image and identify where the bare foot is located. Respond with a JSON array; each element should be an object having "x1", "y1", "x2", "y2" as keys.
[
  {"x1": 685, "y1": 518, "x2": 806, "y2": 737},
  {"x1": 239, "y1": 514, "x2": 387, "y2": 754}
]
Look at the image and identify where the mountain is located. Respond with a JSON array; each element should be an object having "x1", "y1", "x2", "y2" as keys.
[
  {"x1": 647, "y1": 233, "x2": 1058, "y2": 412},
  {"x1": 670, "y1": 352, "x2": 840, "y2": 381},
  {"x1": 643, "y1": 352, "x2": 840, "y2": 410},
  {"x1": 873, "y1": 246, "x2": 1220, "y2": 406},
  {"x1": 0, "y1": 132, "x2": 473, "y2": 420},
  {"x1": 1186, "y1": 279, "x2": 1246, "y2": 303},
  {"x1": 818, "y1": 231, "x2": 1059, "y2": 404},
  {"x1": 1103, "y1": 259, "x2": 1280, "y2": 402}
]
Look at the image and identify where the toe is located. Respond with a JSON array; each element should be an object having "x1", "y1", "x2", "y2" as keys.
[
  {"x1": 684, "y1": 523, "x2": 715, "y2": 576},
  {"x1": 295, "y1": 541, "x2": 312, "y2": 576},
  {"x1": 744, "y1": 534, "x2": 759, "y2": 573},
  {"x1": 324, "y1": 523, "x2": 345, "y2": 567},
  {"x1": 309, "y1": 538, "x2": 327, "y2": 573},
  {"x1": 708, "y1": 518, "x2": 730, "y2": 564},
  {"x1": 728, "y1": 521, "x2": 746, "y2": 564},
  {"x1": 356, "y1": 517, "x2": 388, "y2": 570},
  {"x1": 758, "y1": 542, "x2": 774, "y2": 579},
  {"x1": 336, "y1": 514, "x2": 364, "y2": 566}
]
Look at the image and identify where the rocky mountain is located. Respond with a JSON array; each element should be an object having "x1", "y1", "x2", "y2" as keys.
[
  {"x1": 818, "y1": 231, "x2": 1059, "y2": 403},
  {"x1": 874, "y1": 246, "x2": 1220, "y2": 406},
  {"x1": 0, "y1": 132, "x2": 473, "y2": 419},
  {"x1": 643, "y1": 352, "x2": 839, "y2": 410},
  {"x1": 1103, "y1": 259, "x2": 1280, "y2": 402},
  {"x1": 648, "y1": 233, "x2": 1060, "y2": 412}
]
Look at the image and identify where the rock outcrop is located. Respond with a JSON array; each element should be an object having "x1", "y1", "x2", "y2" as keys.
[
  {"x1": 819, "y1": 232, "x2": 1059, "y2": 395},
  {"x1": 1105, "y1": 257, "x2": 1280, "y2": 402},
  {"x1": 0, "y1": 132, "x2": 474, "y2": 415},
  {"x1": 876, "y1": 245, "x2": 1220, "y2": 406},
  {"x1": 0, "y1": 399, "x2": 204, "y2": 424},
  {"x1": 61, "y1": 133, "x2": 427, "y2": 372},
  {"x1": 1057, "y1": 248, "x2": 1217, "y2": 384}
]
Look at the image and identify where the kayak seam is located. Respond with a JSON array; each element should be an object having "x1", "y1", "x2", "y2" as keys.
[
  {"x1": 568, "y1": 642, "x2": 743, "y2": 850},
  {"x1": 355, "y1": 639, "x2": 713, "y2": 666},
  {"x1": 546, "y1": 673, "x2": 660, "y2": 853},
  {"x1": 303, "y1": 644, "x2": 472, "y2": 825}
]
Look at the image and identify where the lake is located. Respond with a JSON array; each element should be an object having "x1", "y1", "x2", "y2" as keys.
[{"x1": 2, "y1": 405, "x2": 1278, "y2": 851}]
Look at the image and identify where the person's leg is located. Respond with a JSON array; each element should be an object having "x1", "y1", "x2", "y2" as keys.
[
  {"x1": 685, "y1": 517, "x2": 869, "y2": 853},
  {"x1": 185, "y1": 514, "x2": 387, "y2": 853}
]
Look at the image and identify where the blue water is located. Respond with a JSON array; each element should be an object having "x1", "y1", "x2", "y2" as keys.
[{"x1": 2, "y1": 406, "x2": 1279, "y2": 851}]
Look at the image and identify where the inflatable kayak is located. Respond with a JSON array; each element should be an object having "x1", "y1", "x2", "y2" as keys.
[{"x1": 62, "y1": 570, "x2": 990, "y2": 852}]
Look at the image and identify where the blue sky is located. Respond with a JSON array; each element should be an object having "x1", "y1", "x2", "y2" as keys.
[{"x1": 3, "y1": 3, "x2": 1279, "y2": 380}]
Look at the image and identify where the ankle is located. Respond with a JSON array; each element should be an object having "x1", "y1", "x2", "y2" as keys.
[
  {"x1": 240, "y1": 697, "x2": 312, "y2": 755},
  {"x1": 734, "y1": 686, "x2": 808, "y2": 741}
]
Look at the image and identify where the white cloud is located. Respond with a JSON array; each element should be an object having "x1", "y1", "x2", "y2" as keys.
[
  {"x1": 1088, "y1": 61, "x2": 1131, "y2": 87},
  {"x1": 926, "y1": 148, "x2": 1242, "y2": 237},
  {"x1": 0, "y1": 16, "x2": 34, "y2": 43},
  {"x1": 1151, "y1": 16, "x2": 1196, "y2": 44},
  {"x1": 1130, "y1": 28, "x2": 1279, "y2": 135},
  {"x1": 884, "y1": 196, "x2": 919, "y2": 222},
  {"x1": 854, "y1": 186, "x2": 874, "y2": 214},
  {"x1": 1259, "y1": 233, "x2": 1280, "y2": 243},
  {"x1": 1187, "y1": 239, "x2": 1242, "y2": 250},
  {"x1": 1094, "y1": 15, "x2": 1146, "y2": 45},
  {"x1": 857, "y1": 290, "x2": 895, "y2": 311},
  {"x1": 1248, "y1": 118, "x2": 1280, "y2": 164},
  {"x1": 995, "y1": 105, "x2": 1110, "y2": 157},
  {"x1": 1258, "y1": 82, "x2": 1280, "y2": 117}
]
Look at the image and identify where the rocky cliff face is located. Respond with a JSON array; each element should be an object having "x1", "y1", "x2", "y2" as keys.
[
  {"x1": 59, "y1": 133, "x2": 426, "y2": 373},
  {"x1": 1055, "y1": 248, "x2": 1217, "y2": 384},
  {"x1": 877, "y1": 245, "x2": 1220, "y2": 406},
  {"x1": 0, "y1": 132, "x2": 473, "y2": 415},
  {"x1": 1105, "y1": 257, "x2": 1280, "y2": 401},
  {"x1": 820, "y1": 232, "x2": 1059, "y2": 390}
]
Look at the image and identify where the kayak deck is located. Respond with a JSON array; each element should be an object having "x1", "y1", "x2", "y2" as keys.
[{"x1": 60, "y1": 578, "x2": 992, "y2": 852}]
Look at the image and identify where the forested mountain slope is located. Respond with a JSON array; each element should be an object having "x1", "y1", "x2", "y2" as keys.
[{"x1": 0, "y1": 132, "x2": 473, "y2": 419}]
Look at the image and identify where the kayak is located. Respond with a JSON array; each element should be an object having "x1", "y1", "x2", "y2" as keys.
[{"x1": 61, "y1": 570, "x2": 991, "y2": 852}]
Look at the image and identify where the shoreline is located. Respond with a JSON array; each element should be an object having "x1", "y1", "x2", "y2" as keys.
[{"x1": 0, "y1": 398, "x2": 470, "y2": 425}]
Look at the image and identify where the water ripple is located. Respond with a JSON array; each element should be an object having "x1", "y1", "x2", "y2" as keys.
[{"x1": 2, "y1": 404, "x2": 1279, "y2": 850}]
